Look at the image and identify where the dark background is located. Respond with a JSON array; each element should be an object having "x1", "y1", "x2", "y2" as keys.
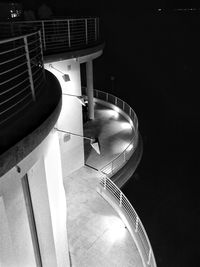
[
  {"x1": 3, "y1": 0, "x2": 200, "y2": 266},
  {"x1": 97, "y1": 9, "x2": 200, "y2": 267},
  {"x1": 96, "y1": 9, "x2": 200, "y2": 267}
]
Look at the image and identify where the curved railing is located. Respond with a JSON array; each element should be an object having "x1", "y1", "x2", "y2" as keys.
[
  {"x1": 98, "y1": 173, "x2": 157, "y2": 267},
  {"x1": 83, "y1": 87, "x2": 156, "y2": 265},
  {"x1": 0, "y1": 31, "x2": 45, "y2": 125},
  {"x1": 0, "y1": 17, "x2": 100, "y2": 55},
  {"x1": 83, "y1": 88, "x2": 139, "y2": 177}
]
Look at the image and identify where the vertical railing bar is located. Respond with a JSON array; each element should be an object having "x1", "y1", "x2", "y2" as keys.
[
  {"x1": 41, "y1": 21, "x2": 46, "y2": 51},
  {"x1": 38, "y1": 30, "x2": 45, "y2": 81},
  {"x1": 135, "y1": 216, "x2": 139, "y2": 232},
  {"x1": 24, "y1": 36, "x2": 35, "y2": 101},
  {"x1": 94, "y1": 18, "x2": 97, "y2": 41},
  {"x1": 67, "y1": 20, "x2": 71, "y2": 47},
  {"x1": 97, "y1": 17, "x2": 99, "y2": 39},
  {"x1": 148, "y1": 248, "x2": 152, "y2": 265},
  {"x1": 85, "y1": 19, "x2": 88, "y2": 44}
]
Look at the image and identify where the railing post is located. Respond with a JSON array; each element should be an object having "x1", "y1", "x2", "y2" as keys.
[
  {"x1": 148, "y1": 248, "x2": 152, "y2": 265},
  {"x1": 115, "y1": 97, "x2": 117, "y2": 106},
  {"x1": 24, "y1": 36, "x2": 35, "y2": 101},
  {"x1": 67, "y1": 20, "x2": 71, "y2": 47},
  {"x1": 85, "y1": 19, "x2": 88, "y2": 44},
  {"x1": 135, "y1": 216, "x2": 139, "y2": 232},
  {"x1": 38, "y1": 30, "x2": 45, "y2": 80},
  {"x1": 94, "y1": 18, "x2": 97, "y2": 41},
  {"x1": 41, "y1": 21, "x2": 46, "y2": 51},
  {"x1": 97, "y1": 17, "x2": 99, "y2": 39}
]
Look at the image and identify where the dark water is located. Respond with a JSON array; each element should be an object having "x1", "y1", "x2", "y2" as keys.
[{"x1": 93, "y1": 10, "x2": 200, "y2": 267}]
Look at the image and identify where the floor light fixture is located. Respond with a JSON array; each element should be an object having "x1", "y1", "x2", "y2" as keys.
[
  {"x1": 49, "y1": 64, "x2": 70, "y2": 82},
  {"x1": 54, "y1": 127, "x2": 101, "y2": 154}
]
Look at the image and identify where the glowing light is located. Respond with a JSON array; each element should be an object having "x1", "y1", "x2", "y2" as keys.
[
  {"x1": 106, "y1": 109, "x2": 119, "y2": 119},
  {"x1": 103, "y1": 216, "x2": 127, "y2": 243},
  {"x1": 112, "y1": 105, "x2": 121, "y2": 114},
  {"x1": 126, "y1": 143, "x2": 134, "y2": 152},
  {"x1": 120, "y1": 122, "x2": 132, "y2": 131}
]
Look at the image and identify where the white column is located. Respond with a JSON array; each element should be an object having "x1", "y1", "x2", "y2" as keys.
[
  {"x1": 0, "y1": 171, "x2": 37, "y2": 267},
  {"x1": 45, "y1": 60, "x2": 85, "y2": 176},
  {"x1": 0, "y1": 197, "x2": 16, "y2": 266},
  {"x1": 86, "y1": 60, "x2": 94, "y2": 120},
  {"x1": 27, "y1": 130, "x2": 70, "y2": 267}
]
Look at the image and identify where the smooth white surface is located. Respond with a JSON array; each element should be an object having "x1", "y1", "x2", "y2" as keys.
[
  {"x1": 0, "y1": 172, "x2": 36, "y2": 266},
  {"x1": 45, "y1": 59, "x2": 84, "y2": 175},
  {"x1": 0, "y1": 197, "x2": 16, "y2": 267}
]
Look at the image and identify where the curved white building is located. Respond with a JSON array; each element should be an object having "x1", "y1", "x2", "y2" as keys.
[{"x1": 0, "y1": 18, "x2": 156, "y2": 266}]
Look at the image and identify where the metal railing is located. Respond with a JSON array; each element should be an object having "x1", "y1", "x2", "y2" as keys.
[
  {"x1": 98, "y1": 173, "x2": 157, "y2": 267},
  {"x1": 83, "y1": 88, "x2": 156, "y2": 265},
  {"x1": 82, "y1": 87, "x2": 139, "y2": 177},
  {"x1": 0, "y1": 31, "x2": 45, "y2": 125},
  {"x1": 0, "y1": 18, "x2": 100, "y2": 55},
  {"x1": 90, "y1": 89, "x2": 156, "y2": 265}
]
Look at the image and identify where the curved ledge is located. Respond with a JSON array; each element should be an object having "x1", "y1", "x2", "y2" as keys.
[
  {"x1": 112, "y1": 133, "x2": 143, "y2": 188},
  {"x1": 43, "y1": 42, "x2": 105, "y2": 63},
  {"x1": 0, "y1": 71, "x2": 62, "y2": 177}
]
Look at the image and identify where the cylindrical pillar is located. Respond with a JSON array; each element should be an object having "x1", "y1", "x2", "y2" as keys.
[{"x1": 86, "y1": 60, "x2": 94, "y2": 120}]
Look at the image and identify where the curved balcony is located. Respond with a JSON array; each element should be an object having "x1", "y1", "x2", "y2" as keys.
[
  {"x1": 82, "y1": 87, "x2": 142, "y2": 188},
  {"x1": 0, "y1": 17, "x2": 103, "y2": 62},
  {"x1": 0, "y1": 30, "x2": 62, "y2": 174},
  {"x1": 0, "y1": 18, "x2": 156, "y2": 267}
]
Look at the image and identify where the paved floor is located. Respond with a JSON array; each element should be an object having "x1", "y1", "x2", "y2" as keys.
[
  {"x1": 62, "y1": 103, "x2": 144, "y2": 266},
  {"x1": 64, "y1": 167, "x2": 143, "y2": 267},
  {"x1": 84, "y1": 103, "x2": 134, "y2": 170}
]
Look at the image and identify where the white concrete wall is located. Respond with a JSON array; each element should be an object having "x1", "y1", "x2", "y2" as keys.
[
  {"x1": 28, "y1": 130, "x2": 70, "y2": 267},
  {"x1": 45, "y1": 59, "x2": 85, "y2": 176},
  {"x1": 0, "y1": 130, "x2": 70, "y2": 267},
  {"x1": 0, "y1": 171, "x2": 37, "y2": 267}
]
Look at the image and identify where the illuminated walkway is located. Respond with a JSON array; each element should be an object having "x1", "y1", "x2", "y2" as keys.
[
  {"x1": 64, "y1": 166, "x2": 143, "y2": 267},
  {"x1": 63, "y1": 103, "x2": 143, "y2": 266},
  {"x1": 84, "y1": 102, "x2": 134, "y2": 170}
]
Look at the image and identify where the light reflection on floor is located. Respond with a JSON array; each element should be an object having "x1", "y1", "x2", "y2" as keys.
[{"x1": 84, "y1": 103, "x2": 135, "y2": 170}]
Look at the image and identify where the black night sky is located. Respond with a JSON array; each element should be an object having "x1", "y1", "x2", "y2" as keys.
[{"x1": 15, "y1": 0, "x2": 200, "y2": 266}]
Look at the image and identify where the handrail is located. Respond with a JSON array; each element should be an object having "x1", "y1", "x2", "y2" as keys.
[
  {"x1": 82, "y1": 87, "x2": 139, "y2": 177},
  {"x1": 98, "y1": 173, "x2": 157, "y2": 267},
  {"x1": 88, "y1": 88, "x2": 156, "y2": 265},
  {"x1": 0, "y1": 31, "x2": 45, "y2": 125},
  {"x1": 0, "y1": 31, "x2": 40, "y2": 44},
  {"x1": 0, "y1": 17, "x2": 100, "y2": 55}
]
